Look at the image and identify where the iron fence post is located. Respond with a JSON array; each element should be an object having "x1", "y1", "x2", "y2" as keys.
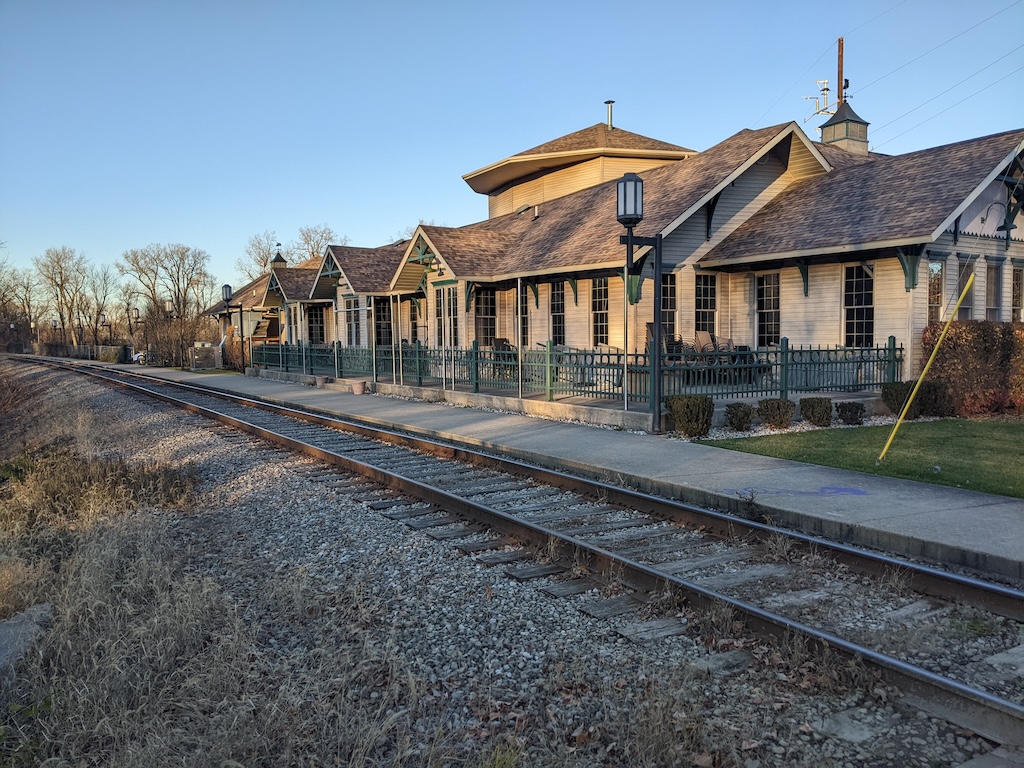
[
  {"x1": 886, "y1": 335, "x2": 897, "y2": 382},
  {"x1": 780, "y1": 337, "x2": 789, "y2": 400},
  {"x1": 471, "y1": 340, "x2": 480, "y2": 394},
  {"x1": 415, "y1": 340, "x2": 423, "y2": 387},
  {"x1": 545, "y1": 340, "x2": 554, "y2": 402}
]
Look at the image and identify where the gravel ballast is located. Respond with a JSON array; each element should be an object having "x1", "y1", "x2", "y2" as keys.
[{"x1": 0, "y1": 362, "x2": 1011, "y2": 767}]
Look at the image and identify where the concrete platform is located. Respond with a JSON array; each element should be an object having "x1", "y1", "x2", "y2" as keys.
[{"x1": 64, "y1": 362, "x2": 1024, "y2": 584}]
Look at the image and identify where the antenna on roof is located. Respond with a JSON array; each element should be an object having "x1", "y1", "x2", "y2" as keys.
[
  {"x1": 605, "y1": 100, "x2": 615, "y2": 130},
  {"x1": 804, "y1": 37, "x2": 846, "y2": 125}
]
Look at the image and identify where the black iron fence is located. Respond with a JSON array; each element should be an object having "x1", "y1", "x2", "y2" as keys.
[{"x1": 252, "y1": 336, "x2": 904, "y2": 404}]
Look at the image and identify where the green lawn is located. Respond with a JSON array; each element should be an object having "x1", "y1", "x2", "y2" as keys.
[{"x1": 706, "y1": 417, "x2": 1024, "y2": 499}]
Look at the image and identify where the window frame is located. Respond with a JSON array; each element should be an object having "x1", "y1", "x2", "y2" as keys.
[
  {"x1": 591, "y1": 277, "x2": 609, "y2": 346},
  {"x1": 474, "y1": 287, "x2": 496, "y2": 347},
  {"x1": 843, "y1": 264, "x2": 874, "y2": 348},
  {"x1": 755, "y1": 272, "x2": 780, "y2": 348},
  {"x1": 694, "y1": 273, "x2": 716, "y2": 334},
  {"x1": 986, "y1": 261, "x2": 1003, "y2": 321},
  {"x1": 927, "y1": 259, "x2": 944, "y2": 324},
  {"x1": 550, "y1": 281, "x2": 566, "y2": 347}
]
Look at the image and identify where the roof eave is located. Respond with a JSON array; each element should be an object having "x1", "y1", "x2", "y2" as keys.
[{"x1": 697, "y1": 235, "x2": 936, "y2": 268}]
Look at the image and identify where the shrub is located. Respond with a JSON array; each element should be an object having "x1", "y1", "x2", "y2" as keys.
[
  {"x1": 920, "y1": 320, "x2": 1022, "y2": 416},
  {"x1": 835, "y1": 401, "x2": 865, "y2": 425},
  {"x1": 724, "y1": 403, "x2": 755, "y2": 432},
  {"x1": 799, "y1": 397, "x2": 832, "y2": 427},
  {"x1": 667, "y1": 395, "x2": 714, "y2": 438},
  {"x1": 881, "y1": 381, "x2": 953, "y2": 420},
  {"x1": 757, "y1": 398, "x2": 795, "y2": 429}
]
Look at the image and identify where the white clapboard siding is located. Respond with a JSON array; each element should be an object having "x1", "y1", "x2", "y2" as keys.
[
  {"x1": 661, "y1": 155, "x2": 793, "y2": 269},
  {"x1": 488, "y1": 156, "x2": 681, "y2": 218}
]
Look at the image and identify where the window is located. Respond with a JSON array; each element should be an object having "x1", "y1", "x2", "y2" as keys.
[
  {"x1": 986, "y1": 262, "x2": 1003, "y2": 321},
  {"x1": 550, "y1": 281, "x2": 565, "y2": 347},
  {"x1": 306, "y1": 305, "x2": 325, "y2": 344},
  {"x1": 374, "y1": 298, "x2": 392, "y2": 347},
  {"x1": 408, "y1": 299, "x2": 420, "y2": 343},
  {"x1": 592, "y1": 277, "x2": 609, "y2": 346},
  {"x1": 475, "y1": 288, "x2": 496, "y2": 346},
  {"x1": 927, "y1": 261, "x2": 944, "y2": 323},
  {"x1": 435, "y1": 287, "x2": 458, "y2": 346},
  {"x1": 1013, "y1": 267, "x2": 1023, "y2": 322},
  {"x1": 694, "y1": 273, "x2": 716, "y2": 334},
  {"x1": 844, "y1": 265, "x2": 874, "y2": 347},
  {"x1": 661, "y1": 273, "x2": 677, "y2": 337},
  {"x1": 756, "y1": 273, "x2": 780, "y2": 347},
  {"x1": 344, "y1": 299, "x2": 361, "y2": 346},
  {"x1": 957, "y1": 257, "x2": 975, "y2": 321}
]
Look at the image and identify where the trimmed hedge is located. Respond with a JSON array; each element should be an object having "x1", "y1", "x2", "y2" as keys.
[
  {"x1": 799, "y1": 397, "x2": 832, "y2": 427},
  {"x1": 880, "y1": 381, "x2": 954, "y2": 420},
  {"x1": 667, "y1": 395, "x2": 714, "y2": 438},
  {"x1": 921, "y1": 321, "x2": 1023, "y2": 416},
  {"x1": 835, "y1": 401, "x2": 865, "y2": 425},
  {"x1": 724, "y1": 403, "x2": 756, "y2": 432},
  {"x1": 758, "y1": 398, "x2": 795, "y2": 429}
]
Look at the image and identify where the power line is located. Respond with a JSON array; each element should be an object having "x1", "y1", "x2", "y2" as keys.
[
  {"x1": 749, "y1": 0, "x2": 910, "y2": 127},
  {"x1": 857, "y1": 0, "x2": 1023, "y2": 93},
  {"x1": 872, "y1": 64, "x2": 1024, "y2": 149},
  {"x1": 871, "y1": 43, "x2": 1024, "y2": 135}
]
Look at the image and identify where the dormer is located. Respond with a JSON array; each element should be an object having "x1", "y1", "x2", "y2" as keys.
[
  {"x1": 463, "y1": 105, "x2": 697, "y2": 218},
  {"x1": 820, "y1": 101, "x2": 870, "y2": 156}
]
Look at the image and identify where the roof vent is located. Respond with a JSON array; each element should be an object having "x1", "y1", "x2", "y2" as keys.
[
  {"x1": 513, "y1": 204, "x2": 531, "y2": 215},
  {"x1": 605, "y1": 100, "x2": 615, "y2": 130}
]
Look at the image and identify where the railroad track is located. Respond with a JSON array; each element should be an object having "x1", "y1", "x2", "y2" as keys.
[{"x1": 30, "y1": 360, "x2": 1024, "y2": 746}]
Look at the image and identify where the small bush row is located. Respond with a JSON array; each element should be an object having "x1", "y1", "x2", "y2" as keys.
[{"x1": 668, "y1": 395, "x2": 871, "y2": 436}]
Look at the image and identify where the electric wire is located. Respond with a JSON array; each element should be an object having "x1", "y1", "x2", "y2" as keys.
[
  {"x1": 749, "y1": 0, "x2": 910, "y2": 127},
  {"x1": 856, "y1": 0, "x2": 1023, "y2": 94},
  {"x1": 872, "y1": 64, "x2": 1024, "y2": 149},
  {"x1": 871, "y1": 44, "x2": 1024, "y2": 135}
]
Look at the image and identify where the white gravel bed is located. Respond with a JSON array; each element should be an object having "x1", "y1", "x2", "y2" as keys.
[{"x1": 6, "y1": 363, "x2": 1009, "y2": 767}]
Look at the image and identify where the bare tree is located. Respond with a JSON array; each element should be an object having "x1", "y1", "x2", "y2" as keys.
[
  {"x1": 34, "y1": 246, "x2": 89, "y2": 345},
  {"x1": 118, "y1": 243, "x2": 216, "y2": 366},
  {"x1": 236, "y1": 230, "x2": 282, "y2": 284},
  {"x1": 85, "y1": 264, "x2": 119, "y2": 344},
  {"x1": 289, "y1": 224, "x2": 347, "y2": 266}
]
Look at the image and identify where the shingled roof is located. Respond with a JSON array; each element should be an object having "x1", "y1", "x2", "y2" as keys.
[
  {"x1": 699, "y1": 126, "x2": 1024, "y2": 268},
  {"x1": 204, "y1": 274, "x2": 270, "y2": 316},
  {"x1": 429, "y1": 123, "x2": 813, "y2": 281},
  {"x1": 513, "y1": 123, "x2": 694, "y2": 157},
  {"x1": 326, "y1": 244, "x2": 408, "y2": 294},
  {"x1": 269, "y1": 267, "x2": 320, "y2": 302},
  {"x1": 463, "y1": 122, "x2": 696, "y2": 196}
]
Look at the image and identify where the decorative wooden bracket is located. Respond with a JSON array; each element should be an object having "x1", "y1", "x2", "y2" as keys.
[{"x1": 895, "y1": 245, "x2": 926, "y2": 291}]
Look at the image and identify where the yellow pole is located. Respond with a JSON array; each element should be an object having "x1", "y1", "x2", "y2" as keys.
[{"x1": 878, "y1": 272, "x2": 974, "y2": 463}]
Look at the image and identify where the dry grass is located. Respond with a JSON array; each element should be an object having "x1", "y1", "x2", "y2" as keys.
[{"x1": 0, "y1": 362, "x2": 820, "y2": 767}]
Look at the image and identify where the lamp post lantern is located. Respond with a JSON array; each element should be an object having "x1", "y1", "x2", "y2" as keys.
[{"x1": 616, "y1": 173, "x2": 664, "y2": 434}]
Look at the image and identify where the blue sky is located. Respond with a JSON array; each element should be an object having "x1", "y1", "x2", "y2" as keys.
[{"x1": 2, "y1": 0, "x2": 1022, "y2": 287}]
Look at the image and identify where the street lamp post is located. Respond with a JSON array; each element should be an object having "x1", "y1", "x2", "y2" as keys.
[
  {"x1": 100, "y1": 312, "x2": 112, "y2": 345},
  {"x1": 221, "y1": 285, "x2": 246, "y2": 373},
  {"x1": 616, "y1": 172, "x2": 664, "y2": 434}
]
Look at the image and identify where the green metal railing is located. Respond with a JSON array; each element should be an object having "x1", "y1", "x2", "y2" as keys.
[{"x1": 251, "y1": 336, "x2": 904, "y2": 404}]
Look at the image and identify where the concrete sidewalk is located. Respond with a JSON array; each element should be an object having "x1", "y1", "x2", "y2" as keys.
[{"x1": 98, "y1": 364, "x2": 1024, "y2": 583}]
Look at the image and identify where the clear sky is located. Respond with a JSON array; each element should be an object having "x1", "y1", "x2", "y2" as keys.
[{"x1": 2, "y1": 0, "x2": 1022, "y2": 288}]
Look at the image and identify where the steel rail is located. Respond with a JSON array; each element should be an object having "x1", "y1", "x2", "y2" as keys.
[
  {"x1": 30, "y1": 360, "x2": 1024, "y2": 744},
  {"x1": 67, "y1": 362, "x2": 1024, "y2": 622}
]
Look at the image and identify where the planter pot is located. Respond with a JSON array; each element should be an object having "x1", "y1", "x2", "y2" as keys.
[{"x1": 351, "y1": 380, "x2": 365, "y2": 395}]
